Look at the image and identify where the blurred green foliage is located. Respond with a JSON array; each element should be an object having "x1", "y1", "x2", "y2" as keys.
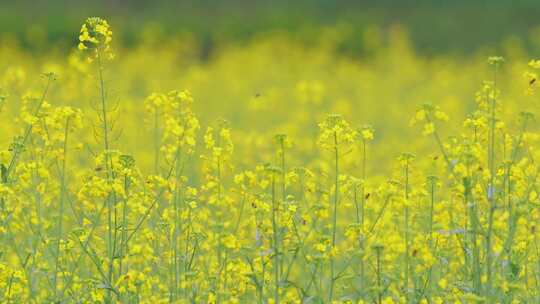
[{"x1": 2, "y1": 0, "x2": 540, "y2": 56}]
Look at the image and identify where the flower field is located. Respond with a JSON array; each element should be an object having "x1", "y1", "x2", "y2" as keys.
[{"x1": 1, "y1": 14, "x2": 540, "y2": 303}]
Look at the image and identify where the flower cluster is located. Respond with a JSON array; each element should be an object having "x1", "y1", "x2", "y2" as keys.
[{"x1": 78, "y1": 17, "x2": 114, "y2": 60}]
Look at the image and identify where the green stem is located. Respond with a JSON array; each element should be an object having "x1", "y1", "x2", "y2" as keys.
[
  {"x1": 154, "y1": 110, "x2": 160, "y2": 174},
  {"x1": 172, "y1": 146, "x2": 183, "y2": 301},
  {"x1": 404, "y1": 158, "x2": 410, "y2": 301},
  {"x1": 426, "y1": 176, "x2": 436, "y2": 301},
  {"x1": 53, "y1": 118, "x2": 70, "y2": 300},
  {"x1": 485, "y1": 63, "x2": 498, "y2": 296},
  {"x1": 279, "y1": 137, "x2": 286, "y2": 277},
  {"x1": 464, "y1": 176, "x2": 482, "y2": 294},
  {"x1": 375, "y1": 246, "x2": 383, "y2": 304},
  {"x1": 360, "y1": 140, "x2": 366, "y2": 296},
  {"x1": 328, "y1": 131, "x2": 339, "y2": 302},
  {"x1": 118, "y1": 172, "x2": 130, "y2": 302},
  {"x1": 271, "y1": 172, "x2": 280, "y2": 304},
  {"x1": 97, "y1": 49, "x2": 117, "y2": 304}
]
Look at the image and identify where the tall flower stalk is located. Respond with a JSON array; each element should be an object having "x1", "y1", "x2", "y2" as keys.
[
  {"x1": 398, "y1": 152, "x2": 415, "y2": 301},
  {"x1": 358, "y1": 125, "x2": 373, "y2": 297},
  {"x1": 51, "y1": 108, "x2": 83, "y2": 301},
  {"x1": 79, "y1": 17, "x2": 118, "y2": 303},
  {"x1": 485, "y1": 56, "x2": 503, "y2": 296},
  {"x1": 317, "y1": 114, "x2": 356, "y2": 302}
]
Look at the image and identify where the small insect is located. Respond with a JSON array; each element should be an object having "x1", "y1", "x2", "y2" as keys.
[
  {"x1": 530, "y1": 78, "x2": 536, "y2": 86},
  {"x1": 365, "y1": 193, "x2": 370, "y2": 200}
]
